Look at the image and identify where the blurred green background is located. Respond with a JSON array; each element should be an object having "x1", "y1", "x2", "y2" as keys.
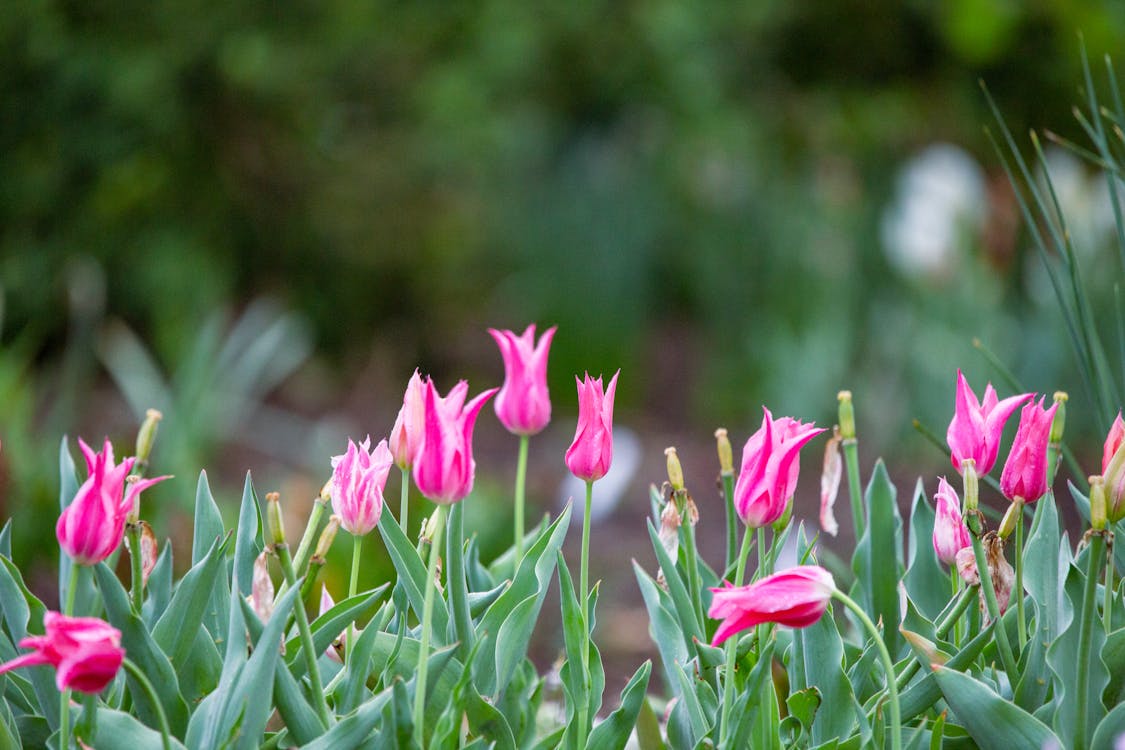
[{"x1": 3, "y1": 0, "x2": 1125, "y2": 654}]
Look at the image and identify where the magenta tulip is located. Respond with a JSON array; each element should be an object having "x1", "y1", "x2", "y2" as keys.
[
  {"x1": 565, "y1": 371, "x2": 619, "y2": 482},
  {"x1": 932, "y1": 477, "x2": 970, "y2": 565},
  {"x1": 0, "y1": 612, "x2": 124, "y2": 694},
  {"x1": 999, "y1": 397, "x2": 1057, "y2": 503},
  {"x1": 56, "y1": 438, "x2": 169, "y2": 566},
  {"x1": 1103, "y1": 413, "x2": 1125, "y2": 523},
  {"x1": 412, "y1": 379, "x2": 498, "y2": 504},
  {"x1": 946, "y1": 370, "x2": 1032, "y2": 476},
  {"x1": 389, "y1": 370, "x2": 426, "y2": 471},
  {"x1": 489, "y1": 324, "x2": 556, "y2": 436},
  {"x1": 1103, "y1": 412, "x2": 1124, "y2": 473},
  {"x1": 709, "y1": 566, "x2": 835, "y2": 646},
  {"x1": 734, "y1": 408, "x2": 825, "y2": 529},
  {"x1": 331, "y1": 436, "x2": 393, "y2": 535}
]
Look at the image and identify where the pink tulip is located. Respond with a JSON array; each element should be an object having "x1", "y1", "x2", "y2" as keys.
[
  {"x1": 565, "y1": 371, "x2": 619, "y2": 482},
  {"x1": 708, "y1": 566, "x2": 835, "y2": 646},
  {"x1": 489, "y1": 324, "x2": 556, "y2": 436},
  {"x1": 1103, "y1": 412, "x2": 1124, "y2": 473},
  {"x1": 734, "y1": 408, "x2": 826, "y2": 529},
  {"x1": 946, "y1": 370, "x2": 1032, "y2": 476},
  {"x1": 0, "y1": 612, "x2": 124, "y2": 694},
  {"x1": 932, "y1": 477, "x2": 970, "y2": 565},
  {"x1": 56, "y1": 439, "x2": 169, "y2": 566},
  {"x1": 413, "y1": 379, "x2": 498, "y2": 504},
  {"x1": 999, "y1": 397, "x2": 1057, "y2": 503},
  {"x1": 1103, "y1": 413, "x2": 1125, "y2": 523},
  {"x1": 319, "y1": 587, "x2": 346, "y2": 663},
  {"x1": 389, "y1": 370, "x2": 426, "y2": 470},
  {"x1": 331, "y1": 436, "x2": 393, "y2": 535}
]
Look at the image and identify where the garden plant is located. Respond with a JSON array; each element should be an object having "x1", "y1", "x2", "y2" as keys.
[{"x1": 6, "y1": 56, "x2": 1125, "y2": 750}]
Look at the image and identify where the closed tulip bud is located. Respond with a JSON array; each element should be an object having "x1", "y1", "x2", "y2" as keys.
[
  {"x1": 708, "y1": 566, "x2": 835, "y2": 646},
  {"x1": 1090, "y1": 475, "x2": 1107, "y2": 531},
  {"x1": 389, "y1": 370, "x2": 426, "y2": 470},
  {"x1": 932, "y1": 477, "x2": 970, "y2": 565},
  {"x1": 315, "y1": 515, "x2": 341, "y2": 560},
  {"x1": 0, "y1": 612, "x2": 124, "y2": 694},
  {"x1": 1000, "y1": 397, "x2": 1057, "y2": 504},
  {"x1": 734, "y1": 407, "x2": 826, "y2": 529},
  {"x1": 947, "y1": 370, "x2": 1032, "y2": 476},
  {"x1": 715, "y1": 428, "x2": 734, "y2": 476},
  {"x1": 1102, "y1": 413, "x2": 1125, "y2": 523},
  {"x1": 961, "y1": 459, "x2": 979, "y2": 513},
  {"x1": 665, "y1": 447, "x2": 684, "y2": 491},
  {"x1": 1049, "y1": 392, "x2": 1068, "y2": 444},
  {"x1": 565, "y1": 371, "x2": 619, "y2": 482},
  {"x1": 266, "y1": 492, "x2": 285, "y2": 547},
  {"x1": 133, "y1": 408, "x2": 162, "y2": 476},
  {"x1": 489, "y1": 325, "x2": 556, "y2": 436},
  {"x1": 837, "y1": 391, "x2": 856, "y2": 440},
  {"x1": 997, "y1": 500, "x2": 1022, "y2": 539}
]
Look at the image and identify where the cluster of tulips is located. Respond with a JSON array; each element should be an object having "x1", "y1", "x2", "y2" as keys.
[{"x1": 0, "y1": 321, "x2": 1123, "y2": 749}]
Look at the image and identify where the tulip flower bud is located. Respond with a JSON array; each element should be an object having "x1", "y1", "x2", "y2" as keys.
[
  {"x1": 314, "y1": 515, "x2": 341, "y2": 560},
  {"x1": 665, "y1": 447, "x2": 685, "y2": 492},
  {"x1": 961, "y1": 460, "x2": 979, "y2": 513},
  {"x1": 1049, "y1": 392, "x2": 1068, "y2": 444},
  {"x1": 266, "y1": 492, "x2": 286, "y2": 547},
  {"x1": 319, "y1": 478, "x2": 333, "y2": 502},
  {"x1": 248, "y1": 551, "x2": 274, "y2": 622},
  {"x1": 134, "y1": 408, "x2": 163, "y2": 474},
  {"x1": 1102, "y1": 415, "x2": 1125, "y2": 524},
  {"x1": 837, "y1": 391, "x2": 856, "y2": 440},
  {"x1": 997, "y1": 499, "x2": 1023, "y2": 539},
  {"x1": 1090, "y1": 475, "x2": 1107, "y2": 531},
  {"x1": 715, "y1": 429, "x2": 734, "y2": 476},
  {"x1": 771, "y1": 498, "x2": 794, "y2": 533}
]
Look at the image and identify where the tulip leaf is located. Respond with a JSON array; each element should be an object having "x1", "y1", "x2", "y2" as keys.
[
  {"x1": 1015, "y1": 492, "x2": 1064, "y2": 710},
  {"x1": 190, "y1": 472, "x2": 230, "y2": 643},
  {"x1": 903, "y1": 479, "x2": 948, "y2": 621},
  {"x1": 557, "y1": 551, "x2": 588, "y2": 738},
  {"x1": 587, "y1": 660, "x2": 652, "y2": 750},
  {"x1": 472, "y1": 502, "x2": 570, "y2": 697},
  {"x1": 142, "y1": 541, "x2": 173, "y2": 626},
  {"x1": 376, "y1": 512, "x2": 449, "y2": 645},
  {"x1": 446, "y1": 501, "x2": 474, "y2": 659},
  {"x1": 233, "y1": 472, "x2": 263, "y2": 597},
  {"x1": 851, "y1": 460, "x2": 903, "y2": 657},
  {"x1": 899, "y1": 621, "x2": 993, "y2": 722},
  {"x1": 467, "y1": 582, "x2": 507, "y2": 619},
  {"x1": 931, "y1": 664, "x2": 1061, "y2": 747},
  {"x1": 0, "y1": 556, "x2": 56, "y2": 727},
  {"x1": 633, "y1": 560, "x2": 689, "y2": 692},
  {"x1": 94, "y1": 707, "x2": 189, "y2": 750},
  {"x1": 284, "y1": 587, "x2": 386, "y2": 675},
  {"x1": 494, "y1": 593, "x2": 540, "y2": 694},
  {"x1": 1091, "y1": 701, "x2": 1125, "y2": 750},
  {"x1": 1101, "y1": 628, "x2": 1125, "y2": 706},
  {"x1": 185, "y1": 580, "x2": 248, "y2": 750},
  {"x1": 672, "y1": 661, "x2": 709, "y2": 741},
  {"x1": 463, "y1": 679, "x2": 517, "y2": 750},
  {"x1": 338, "y1": 602, "x2": 384, "y2": 715},
  {"x1": 93, "y1": 562, "x2": 190, "y2": 738},
  {"x1": 0, "y1": 520, "x2": 11, "y2": 562},
  {"x1": 795, "y1": 601, "x2": 866, "y2": 744},
  {"x1": 301, "y1": 685, "x2": 394, "y2": 750},
  {"x1": 152, "y1": 532, "x2": 230, "y2": 668},
  {"x1": 646, "y1": 519, "x2": 704, "y2": 650}
]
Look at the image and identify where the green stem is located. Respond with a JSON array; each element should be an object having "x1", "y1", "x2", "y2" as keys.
[
  {"x1": 950, "y1": 568, "x2": 963, "y2": 648},
  {"x1": 1014, "y1": 500, "x2": 1027, "y2": 650},
  {"x1": 966, "y1": 518, "x2": 1019, "y2": 680},
  {"x1": 833, "y1": 589, "x2": 902, "y2": 750},
  {"x1": 123, "y1": 658, "x2": 171, "y2": 750},
  {"x1": 292, "y1": 496, "x2": 329, "y2": 578},
  {"x1": 126, "y1": 523, "x2": 144, "y2": 613},
  {"x1": 400, "y1": 467, "x2": 410, "y2": 536},
  {"x1": 276, "y1": 544, "x2": 331, "y2": 728},
  {"x1": 413, "y1": 504, "x2": 448, "y2": 740},
  {"x1": 679, "y1": 500, "x2": 706, "y2": 637},
  {"x1": 347, "y1": 534, "x2": 362, "y2": 660},
  {"x1": 1075, "y1": 532, "x2": 1107, "y2": 750},
  {"x1": 718, "y1": 526, "x2": 754, "y2": 748},
  {"x1": 60, "y1": 562, "x2": 80, "y2": 750},
  {"x1": 722, "y1": 472, "x2": 737, "y2": 574},
  {"x1": 887, "y1": 585, "x2": 976, "y2": 697},
  {"x1": 1106, "y1": 551, "x2": 1115, "y2": 635},
  {"x1": 843, "y1": 438, "x2": 865, "y2": 539},
  {"x1": 447, "y1": 501, "x2": 474, "y2": 658},
  {"x1": 514, "y1": 435, "x2": 529, "y2": 564},
  {"x1": 578, "y1": 480, "x2": 594, "y2": 747}
]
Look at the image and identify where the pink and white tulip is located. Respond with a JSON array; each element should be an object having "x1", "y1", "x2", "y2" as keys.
[
  {"x1": 389, "y1": 370, "x2": 426, "y2": 471},
  {"x1": 1103, "y1": 413, "x2": 1125, "y2": 523},
  {"x1": 932, "y1": 477, "x2": 970, "y2": 566},
  {"x1": 999, "y1": 397, "x2": 1057, "y2": 503},
  {"x1": 709, "y1": 566, "x2": 835, "y2": 646},
  {"x1": 734, "y1": 408, "x2": 826, "y2": 529},
  {"x1": 56, "y1": 438, "x2": 169, "y2": 566},
  {"x1": 489, "y1": 324, "x2": 556, "y2": 436},
  {"x1": 413, "y1": 379, "x2": 498, "y2": 504},
  {"x1": 946, "y1": 370, "x2": 1032, "y2": 476},
  {"x1": 0, "y1": 612, "x2": 124, "y2": 694},
  {"x1": 331, "y1": 436, "x2": 393, "y2": 536},
  {"x1": 565, "y1": 371, "x2": 619, "y2": 482}
]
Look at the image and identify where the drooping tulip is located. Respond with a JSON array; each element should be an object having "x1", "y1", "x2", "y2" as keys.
[
  {"x1": 489, "y1": 325, "x2": 556, "y2": 436},
  {"x1": 389, "y1": 370, "x2": 426, "y2": 470},
  {"x1": 932, "y1": 477, "x2": 971, "y2": 566},
  {"x1": 709, "y1": 566, "x2": 835, "y2": 646},
  {"x1": 0, "y1": 612, "x2": 124, "y2": 694},
  {"x1": 56, "y1": 439, "x2": 169, "y2": 566},
  {"x1": 999, "y1": 397, "x2": 1057, "y2": 503},
  {"x1": 734, "y1": 408, "x2": 826, "y2": 529},
  {"x1": 565, "y1": 371, "x2": 619, "y2": 482},
  {"x1": 1103, "y1": 413, "x2": 1125, "y2": 523},
  {"x1": 955, "y1": 535, "x2": 1015, "y2": 617},
  {"x1": 412, "y1": 379, "x2": 498, "y2": 504},
  {"x1": 331, "y1": 436, "x2": 393, "y2": 535},
  {"x1": 946, "y1": 370, "x2": 1032, "y2": 476}
]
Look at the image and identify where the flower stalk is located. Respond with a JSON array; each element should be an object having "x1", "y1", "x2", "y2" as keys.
[
  {"x1": 413, "y1": 503, "x2": 448, "y2": 740},
  {"x1": 123, "y1": 657, "x2": 171, "y2": 750},
  {"x1": 833, "y1": 588, "x2": 901, "y2": 750},
  {"x1": 839, "y1": 391, "x2": 865, "y2": 538},
  {"x1": 718, "y1": 526, "x2": 754, "y2": 748},
  {"x1": 514, "y1": 434, "x2": 529, "y2": 563}
]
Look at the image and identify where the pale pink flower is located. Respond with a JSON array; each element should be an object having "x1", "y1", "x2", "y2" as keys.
[
  {"x1": 820, "y1": 431, "x2": 843, "y2": 537},
  {"x1": 734, "y1": 408, "x2": 826, "y2": 529},
  {"x1": 0, "y1": 612, "x2": 124, "y2": 694},
  {"x1": 565, "y1": 371, "x2": 619, "y2": 482},
  {"x1": 56, "y1": 438, "x2": 169, "y2": 566},
  {"x1": 1000, "y1": 397, "x2": 1057, "y2": 503},
  {"x1": 389, "y1": 370, "x2": 426, "y2": 470},
  {"x1": 319, "y1": 587, "x2": 345, "y2": 663},
  {"x1": 709, "y1": 566, "x2": 835, "y2": 647},
  {"x1": 946, "y1": 370, "x2": 1032, "y2": 476},
  {"x1": 413, "y1": 379, "x2": 498, "y2": 504},
  {"x1": 932, "y1": 477, "x2": 970, "y2": 566},
  {"x1": 331, "y1": 436, "x2": 393, "y2": 536},
  {"x1": 489, "y1": 324, "x2": 556, "y2": 436}
]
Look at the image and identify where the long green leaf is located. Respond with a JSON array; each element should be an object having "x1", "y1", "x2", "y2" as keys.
[
  {"x1": 587, "y1": 660, "x2": 652, "y2": 750},
  {"x1": 851, "y1": 460, "x2": 903, "y2": 656},
  {"x1": 152, "y1": 533, "x2": 230, "y2": 668},
  {"x1": 376, "y1": 512, "x2": 449, "y2": 643},
  {"x1": 931, "y1": 665, "x2": 1061, "y2": 747},
  {"x1": 233, "y1": 473, "x2": 263, "y2": 597},
  {"x1": 0, "y1": 557, "x2": 55, "y2": 727},
  {"x1": 646, "y1": 519, "x2": 704, "y2": 649},
  {"x1": 94, "y1": 708, "x2": 188, "y2": 750}
]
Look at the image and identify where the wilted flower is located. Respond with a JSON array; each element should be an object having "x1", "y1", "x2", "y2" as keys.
[
  {"x1": 0, "y1": 612, "x2": 124, "y2": 694},
  {"x1": 946, "y1": 370, "x2": 1032, "y2": 476},
  {"x1": 565, "y1": 371, "x2": 619, "y2": 482},
  {"x1": 56, "y1": 438, "x2": 169, "y2": 566},
  {"x1": 389, "y1": 370, "x2": 426, "y2": 470},
  {"x1": 413, "y1": 379, "x2": 498, "y2": 504},
  {"x1": 734, "y1": 408, "x2": 826, "y2": 529},
  {"x1": 709, "y1": 566, "x2": 835, "y2": 646},
  {"x1": 955, "y1": 534, "x2": 1014, "y2": 618},
  {"x1": 999, "y1": 397, "x2": 1057, "y2": 503},
  {"x1": 932, "y1": 477, "x2": 970, "y2": 565},
  {"x1": 331, "y1": 436, "x2": 393, "y2": 536},
  {"x1": 820, "y1": 428, "x2": 843, "y2": 537},
  {"x1": 489, "y1": 324, "x2": 556, "y2": 436}
]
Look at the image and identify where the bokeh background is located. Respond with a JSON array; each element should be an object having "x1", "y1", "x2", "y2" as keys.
[{"x1": 4, "y1": 0, "x2": 1125, "y2": 697}]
